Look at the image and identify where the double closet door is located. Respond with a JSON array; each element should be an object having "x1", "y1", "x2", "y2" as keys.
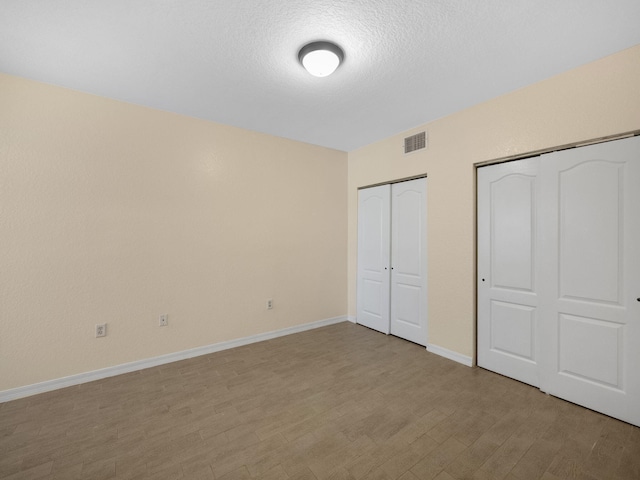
[
  {"x1": 478, "y1": 135, "x2": 640, "y2": 426},
  {"x1": 356, "y1": 178, "x2": 428, "y2": 346}
]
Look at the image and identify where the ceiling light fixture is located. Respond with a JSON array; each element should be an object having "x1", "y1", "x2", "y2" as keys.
[{"x1": 298, "y1": 41, "x2": 344, "y2": 77}]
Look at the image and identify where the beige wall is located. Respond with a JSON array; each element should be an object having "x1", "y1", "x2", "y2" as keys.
[
  {"x1": 348, "y1": 45, "x2": 640, "y2": 360},
  {"x1": 0, "y1": 74, "x2": 347, "y2": 392},
  {"x1": 3, "y1": 44, "x2": 640, "y2": 393}
]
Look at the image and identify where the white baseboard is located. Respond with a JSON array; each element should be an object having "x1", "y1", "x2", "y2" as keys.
[
  {"x1": 349, "y1": 318, "x2": 472, "y2": 367},
  {"x1": 427, "y1": 343, "x2": 474, "y2": 367},
  {"x1": 0, "y1": 316, "x2": 348, "y2": 403}
]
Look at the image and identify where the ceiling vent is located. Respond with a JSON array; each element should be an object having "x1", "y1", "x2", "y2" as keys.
[{"x1": 404, "y1": 131, "x2": 427, "y2": 154}]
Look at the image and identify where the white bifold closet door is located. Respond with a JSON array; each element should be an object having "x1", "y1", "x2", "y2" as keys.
[
  {"x1": 478, "y1": 135, "x2": 640, "y2": 426},
  {"x1": 356, "y1": 178, "x2": 427, "y2": 346},
  {"x1": 356, "y1": 184, "x2": 391, "y2": 334}
]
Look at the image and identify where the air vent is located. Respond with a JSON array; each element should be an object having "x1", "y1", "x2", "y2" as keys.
[{"x1": 404, "y1": 131, "x2": 427, "y2": 154}]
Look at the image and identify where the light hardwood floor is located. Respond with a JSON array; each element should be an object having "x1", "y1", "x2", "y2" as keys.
[{"x1": 1, "y1": 322, "x2": 638, "y2": 480}]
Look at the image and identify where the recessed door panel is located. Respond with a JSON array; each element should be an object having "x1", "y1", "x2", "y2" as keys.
[
  {"x1": 491, "y1": 175, "x2": 535, "y2": 292},
  {"x1": 490, "y1": 301, "x2": 535, "y2": 361},
  {"x1": 558, "y1": 314, "x2": 622, "y2": 388},
  {"x1": 559, "y1": 161, "x2": 623, "y2": 304},
  {"x1": 393, "y1": 189, "x2": 422, "y2": 277},
  {"x1": 393, "y1": 283, "x2": 421, "y2": 327},
  {"x1": 361, "y1": 279, "x2": 384, "y2": 317}
]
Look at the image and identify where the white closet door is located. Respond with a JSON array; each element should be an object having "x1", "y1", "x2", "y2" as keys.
[
  {"x1": 390, "y1": 179, "x2": 428, "y2": 346},
  {"x1": 356, "y1": 184, "x2": 391, "y2": 334},
  {"x1": 538, "y1": 136, "x2": 640, "y2": 426},
  {"x1": 477, "y1": 158, "x2": 541, "y2": 387}
]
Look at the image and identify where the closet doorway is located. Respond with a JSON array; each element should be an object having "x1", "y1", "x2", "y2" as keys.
[
  {"x1": 477, "y1": 135, "x2": 640, "y2": 426},
  {"x1": 356, "y1": 177, "x2": 428, "y2": 346}
]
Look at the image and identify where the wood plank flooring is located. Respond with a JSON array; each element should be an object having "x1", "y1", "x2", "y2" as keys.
[{"x1": 1, "y1": 322, "x2": 639, "y2": 479}]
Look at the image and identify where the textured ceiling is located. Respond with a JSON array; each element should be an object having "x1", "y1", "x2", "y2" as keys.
[{"x1": 2, "y1": 1, "x2": 640, "y2": 152}]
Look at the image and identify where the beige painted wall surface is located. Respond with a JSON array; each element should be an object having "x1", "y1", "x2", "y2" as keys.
[
  {"x1": 0, "y1": 74, "x2": 347, "y2": 392},
  {"x1": 348, "y1": 45, "x2": 640, "y2": 359}
]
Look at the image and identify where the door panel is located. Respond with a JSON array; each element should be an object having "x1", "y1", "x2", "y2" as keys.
[
  {"x1": 356, "y1": 185, "x2": 391, "y2": 334},
  {"x1": 491, "y1": 174, "x2": 536, "y2": 291},
  {"x1": 557, "y1": 313, "x2": 621, "y2": 388},
  {"x1": 478, "y1": 158, "x2": 541, "y2": 387},
  {"x1": 558, "y1": 161, "x2": 623, "y2": 303},
  {"x1": 390, "y1": 179, "x2": 428, "y2": 346},
  {"x1": 539, "y1": 136, "x2": 640, "y2": 426},
  {"x1": 489, "y1": 301, "x2": 536, "y2": 361}
]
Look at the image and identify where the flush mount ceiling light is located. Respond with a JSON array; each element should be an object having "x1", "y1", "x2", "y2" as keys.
[{"x1": 298, "y1": 41, "x2": 344, "y2": 77}]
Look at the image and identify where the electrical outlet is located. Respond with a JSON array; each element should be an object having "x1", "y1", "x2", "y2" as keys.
[
  {"x1": 266, "y1": 299, "x2": 273, "y2": 310},
  {"x1": 95, "y1": 323, "x2": 107, "y2": 337},
  {"x1": 159, "y1": 314, "x2": 168, "y2": 327}
]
